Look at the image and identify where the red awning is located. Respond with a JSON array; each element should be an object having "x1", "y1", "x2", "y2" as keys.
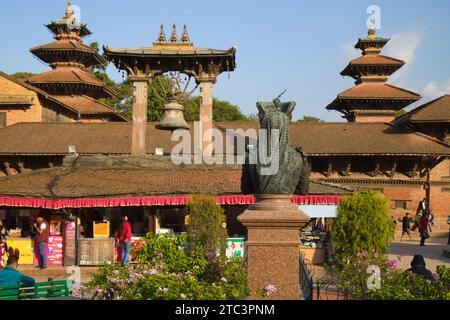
[{"x1": 0, "y1": 195, "x2": 342, "y2": 210}]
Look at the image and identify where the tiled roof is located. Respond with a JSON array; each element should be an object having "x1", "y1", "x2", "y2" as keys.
[
  {"x1": 336, "y1": 83, "x2": 420, "y2": 100},
  {"x1": 26, "y1": 68, "x2": 105, "y2": 86},
  {"x1": 0, "y1": 167, "x2": 352, "y2": 199},
  {"x1": 51, "y1": 95, "x2": 127, "y2": 120},
  {"x1": 30, "y1": 40, "x2": 106, "y2": 66},
  {"x1": 341, "y1": 55, "x2": 404, "y2": 77},
  {"x1": 395, "y1": 95, "x2": 450, "y2": 124},
  {"x1": 0, "y1": 122, "x2": 448, "y2": 156},
  {"x1": 347, "y1": 54, "x2": 404, "y2": 66}
]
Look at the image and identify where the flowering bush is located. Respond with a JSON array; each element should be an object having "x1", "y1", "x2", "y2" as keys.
[
  {"x1": 358, "y1": 264, "x2": 450, "y2": 300},
  {"x1": 80, "y1": 233, "x2": 248, "y2": 300},
  {"x1": 323, "y1": 251, "x2": 450, "y2": 300}
]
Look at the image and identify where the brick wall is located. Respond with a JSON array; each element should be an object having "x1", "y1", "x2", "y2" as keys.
[{"x1": 0, "y1": 76, "x2": 42, "y2": 125}]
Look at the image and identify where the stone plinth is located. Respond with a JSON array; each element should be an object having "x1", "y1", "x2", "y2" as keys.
[{"x1": 238, "y1": 194, "x2": 310, "y2": 300}]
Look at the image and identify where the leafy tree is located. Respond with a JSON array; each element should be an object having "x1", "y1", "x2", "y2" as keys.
[
  {"x1": 297, "y1": 116, "x2": 323, "y2": 123},
  {"x1": 331, "y1": 190, "x2": 394, "y2": 257},
  {"x1": 9, "y1": 72, "x2": 36, "y2": 81},
  {"x1": 212, "y1": 98, "x2": 248, "y2": 121},
  {"x1": 186, "y1": 195, "x2": 227, "y2": 256}
]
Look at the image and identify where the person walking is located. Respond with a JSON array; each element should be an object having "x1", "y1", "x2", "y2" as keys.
[
  {"x1": 411, "y1": 211, "x2": 421, "y2": 232},
  {"x1": 33, "y1": 214, "x2": 49, "y2": 270},
  {"x1": 400, "y1": 212, "x2": 412, "y2": 241},
  {"x1": 419, "y1": 213, "x2": 429, "y2": 247},
  {"x1": 115, "y1": 214, "x2": 132, "y2": 267},
  {"x1": 406, "y1": 254, "x2": 433, "y2": 280}
]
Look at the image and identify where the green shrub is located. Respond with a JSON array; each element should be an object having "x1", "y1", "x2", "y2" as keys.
[
  {"x1": 332, "y1": 190, "x2": 394, "y2": 257},
  {"x1": 186, "y1": 194, "x2": 227, "y2": 256},
  {"x1": 81, "y1": 232, "x2": 248, "y2": 300},
  {"x1": 323, "y1": 252, "x2": 450, "y2": 300}
]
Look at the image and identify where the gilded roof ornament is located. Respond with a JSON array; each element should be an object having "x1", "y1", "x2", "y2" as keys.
[
  {"x1": 170, "y1": 24, "x2": 178, "y2": 43},
  {"x1": 63, "y1": 0, "x2": 73, "y2": 19},
  {"x1": 181, "y1": 24, "x2": 190, "y2": 43},
  {"x1": 158, "y1": 24, "x2": 167, "y2": 43},
  {"x1": 367, "y1": 16, "x2": 376, "y2": 39}
]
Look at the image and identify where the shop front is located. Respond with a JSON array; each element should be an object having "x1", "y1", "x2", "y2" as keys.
[
  {"x1": 298, "y1": 204, "x2": 338, "y2": 265},
  {"x1": 0, "y1": 208, "x2": 64, "y2": 266}
]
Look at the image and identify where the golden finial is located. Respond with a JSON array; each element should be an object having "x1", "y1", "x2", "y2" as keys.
[
  {"x1": 181, "y1": 24, "x2": 190, "y2": 43},
  {"x1": 158, "y1": 24, "x2": 166, "y2": 43},
  {"x1": 368, "y1": 16, "x2": 376, "y2": 39},
  {"x1": 170, "y1": 24, "x2": 178, "y2": 43},
  {"x1": 64, "y1": 0, "x2": 73, "y2": 19}
]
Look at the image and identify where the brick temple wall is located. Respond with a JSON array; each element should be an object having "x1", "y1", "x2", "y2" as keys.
[{"x1": 0, "y1": 76, "x2": 42, "y2": 126}]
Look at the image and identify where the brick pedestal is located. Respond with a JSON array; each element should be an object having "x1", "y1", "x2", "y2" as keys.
[{"x1": 238, "y1": 194, "x2": 310, "y2": 300}]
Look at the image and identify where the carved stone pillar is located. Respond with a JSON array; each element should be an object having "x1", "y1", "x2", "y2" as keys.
[
  {"x1": 238, "y1": 195, "x2": 309, "y2": 300},
  {"x1": 198, "y1": 81, "x2": 214, "y2": 155},
  {"x1": 130, "y1": 75, "x2": 151, "y2": 155}
]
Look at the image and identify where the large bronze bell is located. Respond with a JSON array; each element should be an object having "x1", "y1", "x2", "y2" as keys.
[{"x1": 156, "y1": 93, "x2": 189, "y2": 131}]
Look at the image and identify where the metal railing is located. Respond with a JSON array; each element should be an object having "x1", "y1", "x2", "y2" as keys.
[{"x1": 299, "y1": 253, "x2": 313, "y2": 300}]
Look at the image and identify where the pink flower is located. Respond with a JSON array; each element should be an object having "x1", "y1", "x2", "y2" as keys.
[
  {"x1": 265, "y1": 284, "x2": 277, "y2": 296},
  {"x1": 72, "y1": 289, "x2": 81, "y2": 298},
  {"x1": 388, "y1": 259, "x2": 399, "y2": 270}
]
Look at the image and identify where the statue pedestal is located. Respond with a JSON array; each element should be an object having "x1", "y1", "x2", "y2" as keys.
[{"x1": 238, "y1": 194, "x2": 310, "y2": 300}]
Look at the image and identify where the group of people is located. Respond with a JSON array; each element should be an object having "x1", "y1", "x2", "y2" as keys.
[
  {"x1": 0, "y1": 214, "x2": 50, "y2": 272},
  {"x1": 399, "y1": 198, "x2": 434, "y2": 246}
]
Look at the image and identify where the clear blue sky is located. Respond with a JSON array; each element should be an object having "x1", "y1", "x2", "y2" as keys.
[{"x1": 1, "y1": 0, "x2": 449, "y2": 121}]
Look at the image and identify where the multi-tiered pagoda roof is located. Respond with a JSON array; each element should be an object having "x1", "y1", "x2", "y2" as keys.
[
  {"x1": 25, "y1": 1, "x2": 125, "y2": 121},
  {"x1": 327, "y1": 21, "x2": 421, "y2": 122}
]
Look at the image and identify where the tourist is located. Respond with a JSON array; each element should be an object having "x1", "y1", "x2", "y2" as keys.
[
  {"x1": 0, "y1": 256, "x2": 35, "y2": 286},
  {"x1": 411, "y1": 211, "x2": 421, "y2": 232},
  {"x1": 406, "y1": 254, "x2": 433, "y2": 280},
  {"x1": 427, "y1": 212, "x2": 434, "y2": 233},
  {"x1": 115, "y1": 214, "x2": 132, "y2": 267},
  {"x1": 419, "y1": 213, "x2": 429, "y2": 246},
  {"x1": 33, "y1": 214, "x2": 49, "y2": 270},
  {"x1": 400, "y1": 212, "x2": 412, "y2": 241}
]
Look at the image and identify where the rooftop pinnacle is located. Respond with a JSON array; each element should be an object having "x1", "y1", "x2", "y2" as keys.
[
  {"x1": 367, "y1": 16, "x2": 376, "y2": 39},
  {"x1": 170, "y1": 24, "x2": 178, "y2": 43},
  {"x1": 181, "y1": 24, "x2": 190, "y2": 43},
  {"x1": 158, "y1": 24, "x2": 166, "y2": 43},
  {"x1": 63, "y1": 0, "x2": 73, "y2": 19}
]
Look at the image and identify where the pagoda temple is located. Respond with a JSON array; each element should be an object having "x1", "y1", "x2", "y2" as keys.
[
  {"x1": 327, "y1": 19, "x2": 421, "y2": 122},
  {"x1": 25, "y1": 1, "x2": 126, "y2": 122}
]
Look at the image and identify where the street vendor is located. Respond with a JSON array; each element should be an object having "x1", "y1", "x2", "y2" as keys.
[{"x1": 33, "y1": 214, "x2": 50, "y2": 270}]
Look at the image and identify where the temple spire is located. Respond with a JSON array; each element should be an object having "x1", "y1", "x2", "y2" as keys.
[
  {"x1": 170, "y1": 24, "x2": 178, "y2": 43},
  {"x1": 63, "y1": 0, "x2": 73, "y2": 19},
  {"x1": 158, "y1": 24, "x2": 166, "y2": 43},
  {"x1": 367, "y1": 16, "x2": 376, "y2": 39},
  {"x1": 181, "y1": 24, "x2": 190, "y2": 43}
]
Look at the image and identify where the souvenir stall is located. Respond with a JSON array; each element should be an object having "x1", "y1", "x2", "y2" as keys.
[{"x1": 298, "y1": 204, "x2": 338, "y2": 265}]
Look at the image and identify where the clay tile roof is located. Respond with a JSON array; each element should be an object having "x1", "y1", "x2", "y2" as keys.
[
  {"x1": 51, "y1": 95, "x2": 127, "y2": 120},
  {"x1": 26, "y1": 68, "x2": 105, "y2": 86},
  {"x1": 0, "y1": 122, "x2": 448, "y2": 156},
  {"x1": 0, "y1": 167, "x2": 352, "y2": 199},
  {"x1": 395, "y1": 94, "x2": 450, "y2": 124},
  {"x1": 347, "y1": 55, "x2": 404, "y2": 66},
  {"x1": 30, "y1": 40, "x2": 106, "y2": 65},
  {"x1": 336, "y1": 83, "x2": 421, "y2": 100}
]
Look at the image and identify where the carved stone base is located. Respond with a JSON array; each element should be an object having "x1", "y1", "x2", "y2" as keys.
[{"x1": 238, "y1": 194, "x2": 310, "y2": 300}]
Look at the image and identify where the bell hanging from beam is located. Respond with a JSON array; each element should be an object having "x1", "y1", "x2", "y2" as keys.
[{"x1": 156, "y1": 88, "x2": 189, "y2": 131}]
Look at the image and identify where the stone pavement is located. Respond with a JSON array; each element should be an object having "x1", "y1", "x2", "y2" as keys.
[{"x1": 387, "y1": 234, "x2": 449, "y2": 273}]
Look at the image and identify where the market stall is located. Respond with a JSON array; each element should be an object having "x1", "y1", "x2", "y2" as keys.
[{"x1": 298, "y1": 205, "x2": 337, "y2": 265}]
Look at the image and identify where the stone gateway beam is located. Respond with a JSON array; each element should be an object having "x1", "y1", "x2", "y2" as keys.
[{"x1": 104, "y1": 24, "x2": 236, "y2": 155}]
